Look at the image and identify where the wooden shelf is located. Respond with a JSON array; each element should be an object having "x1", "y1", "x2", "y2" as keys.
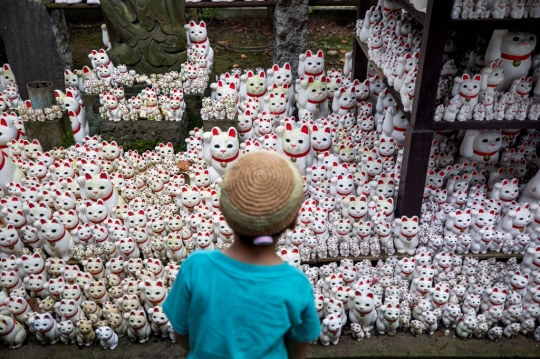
[
  {"x1": 355, "y1": 35, "x2": 411, "y2": 123},
  {"x1": 432, "y1": 119, "x2": 540, "y2": 131},
  {"x1": 396, "y1": 0, "x2": 425, "y2": 25},
  {"x1": 45, "y1": 0, "x2": 358, "y2": 9},
  {"x1": 45, "y1": 3, "x2": 100, "y2": 8},
  {"x1": 315, "y1": 251, "x2": 523, "y2": 264},
  {"x1": 449, "y1": 17, "x2": 540, "y2": 32}
]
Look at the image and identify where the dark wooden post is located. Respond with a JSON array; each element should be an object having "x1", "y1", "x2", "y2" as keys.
[
  {"x1": 0, "y1": 1, "x2": 72, "y2": 99},
  {"x1": 394, "y1": 0, "x2": 453, "y2": 217},
  {"x1": 352, "y1": 0, "x2": 370, "y2": 80}
]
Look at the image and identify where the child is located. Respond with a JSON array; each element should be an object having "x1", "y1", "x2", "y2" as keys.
[{"x1": 163, "y1": 151, "x2": 320, "y2": 358}]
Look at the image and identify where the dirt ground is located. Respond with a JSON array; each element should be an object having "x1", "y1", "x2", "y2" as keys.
[
  {"x1": 2, "y1": 330, "x2": 538, "y2": 359},
  {"x1": 67, "y1": 18, "x2": 354, "y2": 75}
]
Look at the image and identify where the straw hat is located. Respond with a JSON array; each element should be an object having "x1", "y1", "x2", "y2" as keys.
[{"x1": 219, "y1": 151, "x2": 303, "y2": 237}]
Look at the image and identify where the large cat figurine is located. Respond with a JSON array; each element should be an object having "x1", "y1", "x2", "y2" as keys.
[
  {"x1": 202, "y1": 127, "x2": 240, "y2": 182},
  {"x1": 77, "y1": 173, "x2": 125, "y2": 216},
  {"x1": 276, "y1": 123, "x2": 313, "y2": 176},
  {"x1": 298, "y1": 50, "x2": 325, "y2": 79},
  {"x1": 458, "y1": 129, "x2": 502, "y2": 165},
  {"x1": 485, "y1": 30, "x2": 537, "y2": 90}
]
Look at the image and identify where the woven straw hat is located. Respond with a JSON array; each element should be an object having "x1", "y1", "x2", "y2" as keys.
[{"x1": 219, "y1": 151, "x2": 304, "y2": 237}]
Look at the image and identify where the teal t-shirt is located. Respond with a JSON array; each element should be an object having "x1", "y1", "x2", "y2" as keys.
[{"x1": 163, "y1": 250, "x2": 321, "y2": 359}]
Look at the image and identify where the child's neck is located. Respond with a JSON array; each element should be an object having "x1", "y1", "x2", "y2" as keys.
[{"x1": 222, "y1": 235, "x2": 283, "y2": 266}]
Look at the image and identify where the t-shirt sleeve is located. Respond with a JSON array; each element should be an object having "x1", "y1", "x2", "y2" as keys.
[
  {"x1": 162, "y1": 259, "x2": 192, "y2": 335},
  {"x1": 286, "y1": 278, "x2": 321, "y2": 342}
]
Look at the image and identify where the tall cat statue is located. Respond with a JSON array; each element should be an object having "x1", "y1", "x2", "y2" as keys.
[
  {"x1": 485, "y1": 30, "x2": 537, "y2": 90},
  {"x1": 202, "y1": 127, "x2": 240, "y2": 182},
  {"x1": 276, "y1": 123, "x2": 313, "y2": 176},
  {"x1": 184, "y1": 21, "x2": 214, "y2": 67}
]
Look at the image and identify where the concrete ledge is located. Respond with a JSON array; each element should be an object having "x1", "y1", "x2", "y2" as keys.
[
  {"x1": 202, "y1": 119, "x2": 238, "y2": 133},
  {"x1": 3, "y1": 331, "x2": 538, "y2": 359},
  {"x1": 24, "y1": 113, "x2": 72, "y2": 151},
  {"x1": 99, "y1": 119, "x2": 188, "y2": 146}
]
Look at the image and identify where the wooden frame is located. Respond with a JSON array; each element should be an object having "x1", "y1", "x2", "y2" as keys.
[{"x1": 353, "y1": 0, "x2": 540, "y2": 217}]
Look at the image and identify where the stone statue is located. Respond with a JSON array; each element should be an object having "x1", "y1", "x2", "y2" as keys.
[{"x1": 100, "y1": 0, "x2": 187, "y2": 74}]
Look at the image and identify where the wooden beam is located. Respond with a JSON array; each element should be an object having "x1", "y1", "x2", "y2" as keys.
[{"x1": 395, "y1": 130, "x2": 433, "y2": 217}]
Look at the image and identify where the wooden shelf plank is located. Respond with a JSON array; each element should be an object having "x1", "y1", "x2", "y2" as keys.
[
  {"x1": 315, "y1": 251, "x2": 523, "y2": 263},
  {"x1": 45, "y1": 3, "x2": 100, "y2": 8},
  {"x1": 449, "y1": 18, "x2": 540, "y2": 32},
  {"x1": 432, "y1": 119, "x2": 540, "y2": 131},
  {"x1": 45, "y1": 0, "x2": 358, "y2": 9},
  {"x1": 355, "y1": 35, "x2": 411, "y2": 123},
  {"x1": 396, "y1": 0, "x2": 425, "y2": 25}
]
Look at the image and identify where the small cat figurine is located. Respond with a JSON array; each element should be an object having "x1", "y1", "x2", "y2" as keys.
[
  {"x1": 240, "y1": 70, "x2": 267, "y2": 108},
  {"x1": 332, "y1": 85, "x2": 357, "y2": 116},
  {"x1": 88, "y1": 48, "x2": 114, "y2": 73},
  {"x1": 297, "y1": 76, "x2": 329, "y2": 120},
  {"x1": 452, "y1": 74, "x2": 482, "y2": 119},
  {"x1": 298, "y1": 50, "x2": 325, "y2": 79}
]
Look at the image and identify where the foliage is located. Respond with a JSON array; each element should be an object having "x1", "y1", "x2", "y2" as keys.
[
  {"x1": 198, "y1": 8, "x2": 225, "y2": 22},
  {"x1": 60, "y1": 131, "x2": 76, "y2": 149}
]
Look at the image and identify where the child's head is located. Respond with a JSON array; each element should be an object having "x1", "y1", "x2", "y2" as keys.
[{"x1": 220, "y1": 151, "x2": 303, "y2": 245}]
